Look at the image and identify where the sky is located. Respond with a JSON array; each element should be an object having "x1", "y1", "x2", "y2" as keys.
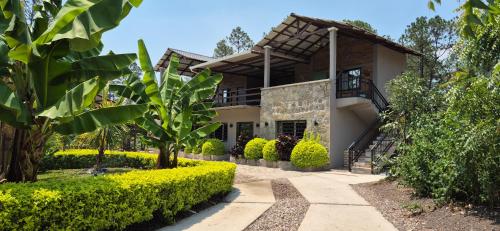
[{"x1": 101, "y1": 0, "x2": 461, "y2": 66}]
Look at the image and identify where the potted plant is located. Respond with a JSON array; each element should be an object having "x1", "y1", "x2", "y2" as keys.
[
  {"x1": 202, "y1": 139, "x2": 228, "y2": 161},
  {"x1": 230, "y1": 134, "x2": 252, "y2": 164},
  {"x1": 290, "y1": 133, "x2": 330, "y2": 171},
  {"x1": 262, "y1": 140, "x2": 278, "y2": 168},
  {"x1": 244, "y1": 138, "x2": 267, "y2": 166},
  {"x1": 276, "y1": 134, "x2": 298, "y2": 170}
]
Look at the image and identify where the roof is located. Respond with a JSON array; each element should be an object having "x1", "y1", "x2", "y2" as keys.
[
  {"x1": 255, "y1": 13, "x2": 420, "y2": 57},
  {"x1": 154, "y1": 48, "x2": 213, "y2": 76}
]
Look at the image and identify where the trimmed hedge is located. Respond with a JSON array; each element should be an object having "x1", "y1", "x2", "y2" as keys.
[
  {"x1": 263, "y1": 140, "x2": 279, "y2": 161},
  {"x1": 243, "y1": 138, "x2": 267, "y2": 160},
  {"x1": 291, "y1": 141, "x2": 329, "y2": 169},
  {"x1": 40, "y1": 149, "x2": 194, "y2": 170},
  {"x1": 202, "y1": 139, "x2": 225, "y2": 156},
  {"x1": 0, "y1": 160, "x2": 236, "y2": 230}
]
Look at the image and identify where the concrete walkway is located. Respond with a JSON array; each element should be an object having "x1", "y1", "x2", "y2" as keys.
[
  {"x1": 159, "y1": 181, "x2": 275, "y2": 231},
  {"x1": 159, "y1": 167, "x2": 396, "y2": 231},
  {"x1": 290, "y1": 172, "x2": 397, "y2": 231}
]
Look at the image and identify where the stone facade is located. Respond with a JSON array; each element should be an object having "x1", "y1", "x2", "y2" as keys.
[{"x1": 259, "y1": 79, "x2": 331, "y2": 148}]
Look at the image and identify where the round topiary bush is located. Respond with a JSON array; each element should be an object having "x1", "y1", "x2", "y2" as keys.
[
  {"x1": 184, "y1": 147, "x2": 192, "y2": 154},
  {"x1": 244, "y1": 138, "x2": 267, "y2": 160},
  {"x1": 290, "y1": 141, "x2": 329, "y2": 169},
  {"x1": 263, "y1": 140, "x2": 279, "y2": 161},
  {"x1": 202, "y1": 139, "x2": 226, "y2": 156}
]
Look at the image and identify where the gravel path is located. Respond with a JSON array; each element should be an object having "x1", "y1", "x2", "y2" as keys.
[{"x1": 244, "y1": 178, "x2": 310, "y2": 231}]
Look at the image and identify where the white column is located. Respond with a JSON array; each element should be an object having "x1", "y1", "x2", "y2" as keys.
[
  {"x1": 328, "y1": 27, "x2": 338, "y2": 168},
  {"x1": 264, "y1": 45, "x2": 271, "y2": 88}
]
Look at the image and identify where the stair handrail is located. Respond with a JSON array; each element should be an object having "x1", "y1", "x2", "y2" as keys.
[{"x1": 347, "y1": 78, "x2": 390, "y2": 172}]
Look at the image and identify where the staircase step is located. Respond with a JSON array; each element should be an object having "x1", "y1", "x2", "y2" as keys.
[
  {"x1": 354, "y1": 161, "x2": 371, "y2": 168},
  {"x1": 351, "y1": 166, "x2": 372, "y2": 174}
]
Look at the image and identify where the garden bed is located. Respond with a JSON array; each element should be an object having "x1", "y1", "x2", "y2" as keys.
[
  {"x1": 352, "y1": 179, "x2": 499, "y2": 231},
  {"x1": 0, "y1": 159, "x2": 236, "y2": 230}
]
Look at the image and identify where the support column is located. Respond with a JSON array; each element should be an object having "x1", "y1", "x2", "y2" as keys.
[
  {"x1": 328, "y1": 27, "x2": 338, "y2": 168},
  {"x1": 264, "y1": 45, "x2": 271, "y2": 88}
]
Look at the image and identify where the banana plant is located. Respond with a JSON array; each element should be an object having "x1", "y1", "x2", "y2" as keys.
[
  {"x1": 111, "y1": 40, "x2": 222, "y2": 168},
  {"x1": 0, "y1": 0, "x2": 146, "y2": 182}
]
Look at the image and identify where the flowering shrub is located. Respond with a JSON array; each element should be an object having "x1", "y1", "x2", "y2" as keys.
[{"x1": 0, "y1": 161, "x2": 236, "y2": 230}]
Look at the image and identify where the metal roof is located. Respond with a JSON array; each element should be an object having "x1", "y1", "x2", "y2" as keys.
[{"x1": 154, "y1": 48, "x2": 213, "y2": 76}]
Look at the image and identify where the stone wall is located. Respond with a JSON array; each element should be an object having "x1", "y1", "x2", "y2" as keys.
[{"x1": 259, "y1": 79, "x2": 331, "y2": 148}]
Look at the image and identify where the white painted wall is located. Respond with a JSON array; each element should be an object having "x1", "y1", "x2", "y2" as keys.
[
  {"x1": 214, "y1": 107, "x2": 261, "y2": 150},
  {"x1": 374, "y1": 45, "x2": 407, "y2": 99}
]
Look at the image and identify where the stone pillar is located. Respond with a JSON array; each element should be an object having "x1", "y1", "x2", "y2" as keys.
[
  {"x1": 328, "y1": 27, "x2": 338, "y2": 168},
  {"x1": 264, "y1": 45, "x2": 271, "y2": 88}
]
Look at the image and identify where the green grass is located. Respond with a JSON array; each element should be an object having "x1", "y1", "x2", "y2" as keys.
[{"x1": 37, "y1": 168, "x2": 133, "y2": 182}]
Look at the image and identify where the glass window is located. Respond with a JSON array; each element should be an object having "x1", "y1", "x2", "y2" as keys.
[
  {"x1": 211, "y1": 123, "x2": 228, "y2": 141},
  {"x1": 237, "y1": 122, "x2": 254, "y2": 138},
  {"x1": 276, "y1": 120, "x2": 307, "y2": 138}
]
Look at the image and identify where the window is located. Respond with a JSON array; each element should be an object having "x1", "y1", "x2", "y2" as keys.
[
  {"x1": 277, "y1": 120, "x2": 307, "y2": 138},
  {"x1": 210, "y1": 123, "x2": 228, "y2": 141},
  {"x1": 340, "y1": 68, "x2": 361, "y2": 90},
  {"x1": 236, "y1": 122, "x2": 254, "y2": 138}
]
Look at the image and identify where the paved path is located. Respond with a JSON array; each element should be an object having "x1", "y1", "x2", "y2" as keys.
[{"x1": 159, "y1": 166, "x2": 396, "y2": 231}]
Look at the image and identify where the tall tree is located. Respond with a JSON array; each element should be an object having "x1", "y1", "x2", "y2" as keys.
[
  {"x1": 213, "y1": 39, "x2": 234, "y2": 58},
  {"x1": 213, "y1": 26, "x2": 254, "y2": 57},
  {"x1": 342, "y1": 19, "x2": 378, "y2": 34},
  {"x1": 399, "y1": 16, "x2": 457, "y2": 87},
  {"x1": 0, "y1": 0, "x2": 146, "y2": 182}
]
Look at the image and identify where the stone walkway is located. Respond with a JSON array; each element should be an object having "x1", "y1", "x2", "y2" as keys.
[{"x1": 159, "y1": 166, "x2": 397, "y2": 231}]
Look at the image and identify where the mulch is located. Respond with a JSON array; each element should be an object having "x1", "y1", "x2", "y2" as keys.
[
  {"x1": 244, "y1": 178, "x2": 310, "y2": 231},
  {"x1": 352, "y1": 179, "x2": 499, "y2": 231}
]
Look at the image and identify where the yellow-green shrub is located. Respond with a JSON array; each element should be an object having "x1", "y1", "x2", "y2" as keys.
[
  {"x1": 263, "y1": 140, "x2": 278, "y2": 161},
  {"x1": 291, "y1": 141, "x2": 329, "y2": 169},
  {"x1": 202, "y1": 139, "x2": 225, "y2": 156},
  {"x1": 0, "y1": 161, "x2": 236, "y2": 230},
  {"x1": 40, "y1": 149, "x2": 194, "y2": 170},
  {"x1": 244, "y1": 138, "x2": 267, "y2": 160}
]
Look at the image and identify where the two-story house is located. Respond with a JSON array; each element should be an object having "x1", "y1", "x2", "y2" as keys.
[{"x1": 155, "y1": 13, "x2": 419, "y2": 171}]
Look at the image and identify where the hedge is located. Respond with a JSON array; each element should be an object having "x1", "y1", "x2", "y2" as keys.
[
  {"x1": 202, "y1": 139, "x2": 225, "y2": 156},
  {"x1": 243, "y1": 138, "x2": 267, "y2": 160},
  {"x1": 291, "y1": 141, "x2": 329, "y2": 168},
  {"x1": 40, "y1": 149, "x2": 195, "y2": 170},
  {"x1": 0, "y1": 160, "x2": 236, "y2": 230},
  {"x1": 263, "y1": 140, "x2": 279, "y2": 161}
]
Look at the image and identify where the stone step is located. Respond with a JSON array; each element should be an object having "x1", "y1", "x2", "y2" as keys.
[
  {"x1": 351, "y1": 166, "x2": 372, "y2": 174},
  {"x1": 354, "y1": 161, "x2": 371, "y2": 168}
]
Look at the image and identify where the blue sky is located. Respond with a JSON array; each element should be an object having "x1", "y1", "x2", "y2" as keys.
[{"x1": 101, "y1": 0, "x2": 461, "y2": 65}]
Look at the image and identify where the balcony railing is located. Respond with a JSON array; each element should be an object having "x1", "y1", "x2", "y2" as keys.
[
  {"x1": 214, "y1": 87, "x2": 261, "y2": 107},
  {"x1": 336, "y1": 75, "x2": 389, "y2": 112}
]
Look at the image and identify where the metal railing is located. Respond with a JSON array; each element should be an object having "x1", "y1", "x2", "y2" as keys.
[
  {"x1": 214, "y1": 87, "x2": 261, "y2": 107},
  {"x1": 344, "y1": 75, "x2": 390, "y2": 172},
  {"x1": 336, "y1": 75, "x2": 389, "y2": 112},
  {"x1": 369, "y1": 130, "x2": 396, "y2": 174}
]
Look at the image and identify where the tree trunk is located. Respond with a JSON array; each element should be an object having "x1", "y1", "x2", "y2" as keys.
[
  {"x1": 2, "y1": 127, "x2": 45, "y2": 182},
  {"x1": 96, "y1": 145, "x2": 105, "y2": 170},
  {"x1": 157, "y1": 144, "x2": 169, "y2": 169}
]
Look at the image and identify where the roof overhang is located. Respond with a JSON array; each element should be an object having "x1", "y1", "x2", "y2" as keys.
[{"x1": 155, "y1": 48, "x2": 213, "y2": 77}]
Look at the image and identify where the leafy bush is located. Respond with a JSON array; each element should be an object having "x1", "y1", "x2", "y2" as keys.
[
  {"x1": 276, "y1": 134, "x2": 298, "y2": 161},
  {"x1": 191, "y1": 140, "x2": 204, "y2": 154},
  {"x1": 243, "y1": 138, "x2": 267, "y2": 160},
  {"x1": 0, "y1": 161, "x2": 236, "y2": 230},
  {"x1": 291, "y1": 141, "x2": 329, "y2": 169},
  {"x1": 202, "y1": 139, "x2": 226, "y2": 156},
  {"x1": 263, "y1": 140, "x2": 279, "y2": 161},
  {"x1": 229, "y1": 134, "x2": 252, "y2": 157},
  {"x1": 387, "y1": 70, "x2": 500, "y2": 205},
  {"x1": 40, "y1": 149, "x2": 195, "y2": 171},
  {"x1": 184, "y1": 147, "x2": 192, "y2": 154}
]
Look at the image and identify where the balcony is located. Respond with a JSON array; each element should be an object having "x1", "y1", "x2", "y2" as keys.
[
  {"x1": 336, "y1": 74, "x2": 388, "y2": 112},
  {"x1": 214, "y1": 87, "x2": 261, "y2": 107}
]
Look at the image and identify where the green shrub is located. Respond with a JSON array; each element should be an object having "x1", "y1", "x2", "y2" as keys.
[
  {"x1": 291, "y1": 141, "x2": 329, "y2": 169},
  {"x1": 0, "y1": 161, "x2": 236, "y2": 230},
  {"x1": 243, "y1": 138, "x2": 267, "y2": 160},
  {"x1": 40, "y1": 149, "x2": 195, "y2": 171},
  {"x1": 184, "y1": 147, "x2": 192, "y2": 154},
  {"x1": 191, "y1": 140, "x2": 204, "y2": 154},
  {"x1": 202, "y1": 139, "x2": 226, "y2": 156},
  {"x1": 263, "y1": 140, "x2": 279, "y2": 161}
]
